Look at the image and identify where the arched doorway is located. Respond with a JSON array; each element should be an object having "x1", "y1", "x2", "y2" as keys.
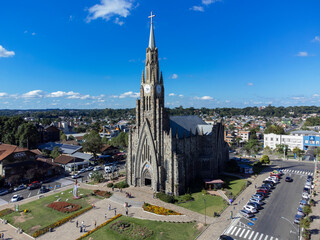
[{"x1": 142, "y1": 168, "x2": 152, "y2": 186}]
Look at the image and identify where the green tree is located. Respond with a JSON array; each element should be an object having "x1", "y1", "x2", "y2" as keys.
[
  {"x1": 264, "y1": 125, "x2": 285, "y2": 134},
  {"x1": 263, "y1": 146, "x2": 273, "y2": 155},
  {"x1": 68, "y1": 135, "x2": 75, "y2": 140},
  {"x1": 293, "y1": 147, "x2": 303, "y2": 160},
  {"x1": 303, "y1": 205, "x2": 312, "y2": 216},
  {"x1": 15, "y1": 122, "x2": 39, "y2": 148},
  {"x1": 108, "y1": 132, "x2": 128, "y2": 148},
  {"x1": 60, "y1": 133, "x2": 67, "y2": 141},
  {"x1": 50, "y1": 146, "x2": 61, "y2": 159},
  {"x1": 82, "y1": 130, "x2": 102, "y2": 159},
  {"x1": 244, "y1": 139, "x2": 261, "y2": 155},
  {"x1": 91, "y1": 171, "x2": 104, "y2": 183},
  {"x1": 260, "y1": 155, "x2": 270, "y2": 165},
  {"x1": 300, "y1": 217, "x2": 311, "y2": 229}
]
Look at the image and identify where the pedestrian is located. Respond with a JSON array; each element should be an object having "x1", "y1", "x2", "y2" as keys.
[
  {"x1": 125, "y1": 208, "x2": 128, "y2": 216},
  {"x1": 105, "y1": 213, "x2": 107, "y2": 219},
  {"x1": 112, "y1": 186, "x2": 114, "y2": 191},
  {"x1": 1, "y1": 233, "x2": 4, "y2": 240},
  {"x1": 114, "y1": 208, "x2": 117, "y2": 216},
  {"x1": 94, "y1": 220, "x2": 96, "y2": 228},
  {"x1": 81, "y1": 221, "x2": 84, "y2": 228},
  {"x1": 76, "y1": 220, "x2": 78, "y2": 228},
  {"x1": 80, "y1": 226, "x2": 83, "y2": 233},
  {"x1": 108, "y1": 204, "x2": 111, "y2": 211},
  {"x1": 83, "y1": 226, "x2": 86, "y2": 232},
  {"x1": 153, "y1": 192, "x2": 155, "y2": 199},
  {"x1": 255, "y1": 184, "x2": 257, "y2": 189}
]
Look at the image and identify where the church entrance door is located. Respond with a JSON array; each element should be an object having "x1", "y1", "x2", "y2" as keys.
[{"x1": 142, "y1": 168, "x2": 152, "y2": 187}]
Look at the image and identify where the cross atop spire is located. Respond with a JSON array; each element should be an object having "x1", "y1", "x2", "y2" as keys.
[
  {"x1": 148, "y1": 11, "x2": 156, "y2": 50},
  {"x1": 148, "y1": 11, "x2": 155, "y2": 25}
]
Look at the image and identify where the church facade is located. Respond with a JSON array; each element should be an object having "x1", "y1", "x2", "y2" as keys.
[{"x1": 126, "y1": 14, "x2": 229, "y2": 195}]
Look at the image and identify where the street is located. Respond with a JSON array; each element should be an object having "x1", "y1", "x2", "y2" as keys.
[{"x1": 222, "y1": 160, "x2": 317, "y2": 240}]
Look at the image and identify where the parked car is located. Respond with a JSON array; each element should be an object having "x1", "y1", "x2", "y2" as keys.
[
  {"x1": 307, "y1": 175, "x2": 313, "y2": 181},
  {"x1": 294, "y1": 212, "x2": 304, "y2": 224},
  {"x1": 302, "y1": 192, "x2": 310, "y2": 200},
  {"x1": 219, "y1": 235, "x2": 233, "y2": 240},
  {"x1": 247, "y1": 202, "x2": 262, "y2": 210},
  {"x1": 252, "y1": 194, "x2": 264, "y2": 200},
  {"x1": 0, "y1": 189, "x2": 9, "y2": 196},
  {"x1": 87, "y1": 166, "x2": 94, "y2": 171},
  {"x1": 14, "y1": 185, "x2": 26, "y2": 192},
  {"x1": 249, "y1": 198, "x2": 264, "y2": 205},
  {"x1": 79, "y1": 168, "x2": 86, "y2": 174},
  {"x1": 93, "y1": 166, "x2": 103, "y2": 171},
  {"x1": 71, "y1": 174, "x2": 82, "y2": 179},
  {"x1": 11, "y1": 194, "x2": 23, "y2": 202},
  {"x1": 240, "y1": 209, "x2": 254, "y2": 218},
  {"x1": 39, "y1": 186, "x2": 50, "y2": 194},
  {"x1": 263, "y1": 180, "x2": 275, "y2": 186},
  {"x1": 256, "y1": 189, "x2": 268, "y2": 195},
  {"x1": 303, "y1": 187, "x2": 311, "y2": 194},
  {"x1": 299, "y1": 200, "x2": 308, "y2": 208},
  {"x1": 27, "y1": 182, "x2": 41, "y2": 190},
  {"x1": 266, "y1": 177, "x2": 278, "y2": 184},
  {"x1": 285, "y1": 176, "x2": 293, "y2": 182},
  {"x1": 262, "y1": 183, "x2": 274, "y2": 189},
  {"x1": 243, "y1": 205, "x2": 258, "y2": 213}
]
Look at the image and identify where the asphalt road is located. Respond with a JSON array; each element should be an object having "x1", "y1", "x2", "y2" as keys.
[{"x1": 223, "y1": 160, "x2": 316, "y2": 240}]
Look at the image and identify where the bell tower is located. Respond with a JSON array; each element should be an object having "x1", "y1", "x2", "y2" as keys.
[{"x1": 137, "y1": 11, "x2": 165, "y2": 135}]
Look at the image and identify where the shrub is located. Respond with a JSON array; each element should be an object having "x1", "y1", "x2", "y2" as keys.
[
  {"x1": 76, "y1": 214, "x2": 122, "y2": 240},
  {"x1": 156, "y1": 192, "x2": 175, "y2": 203},
  {"x1": 107, "y1": 183, "x2": 114, "y2": 188},
  {"x1": 0, "y1": 208, "x2": 13, "y2": 217},
  {"x1": 182, "y1": 193, "x2": 193, "y2": 202},
  {"x1": 114, "y1": 181, "x2": 129, "y2": 189},
  {"x1": 303, "y1": 205, "x2": 312, "y2": 216}
]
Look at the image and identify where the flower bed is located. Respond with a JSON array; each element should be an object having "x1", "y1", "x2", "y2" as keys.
[
  {"x1": 48, "y1": 202, "x2": 81, "y2": 213},
  {"x1": 76, "y1": 214, "x2": 122, "y2": 240},
  {"x1": 93, "y1": 190, "x2": 112, "y2": 198},
  {"x1": 32, "y1": 205, "x2": 93, "y2": 238},
  {"x1": 0, "y1": 208, "x2": 13, "y2": 217},
  {"x1": 143, "y1": 203, "x2": 181, "y2": 215}
]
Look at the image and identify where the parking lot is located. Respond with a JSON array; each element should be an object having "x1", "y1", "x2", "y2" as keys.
[{"x1": 222, "y1": 161, "x2": 316, "y2": 240}]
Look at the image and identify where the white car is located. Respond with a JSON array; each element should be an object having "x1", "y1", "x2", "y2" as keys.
[
  {"x1": 71, "y1": 174, "x2": 82, "y2": 179},
  {"x1": 266, "y1": 177, "x2": 278, "y2": 183},
  {"x1": 243, "y1": 205, "x2": 258, "y2": 213},
  {"x1": 249, "y1": 198, "x2": 264, "y2": 205},
  {"x1": 94, "y1": 166, "x2": 102, "y2": 171},
  {"x1": 11, "y1": 194, "x2": 23, "y2": 202},
  {"x1": 302, "y1": 192, "x2": 310, "y2": 200},
  {"x1": 252, "y1": 194, "x2": 264, "y2": 201}
]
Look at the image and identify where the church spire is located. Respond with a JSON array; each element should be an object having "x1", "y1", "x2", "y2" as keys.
[{"x1": 148, "y1": 11, "x2": 156, "y2": 50}]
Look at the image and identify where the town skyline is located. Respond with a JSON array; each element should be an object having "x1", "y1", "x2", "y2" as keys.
[{"x1": 1, "y1": 0, "x2": 320, "y2": 109}]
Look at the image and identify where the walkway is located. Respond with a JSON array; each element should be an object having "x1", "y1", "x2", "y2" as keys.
[{"x1": 310, "y1": 165, "x2": 320, "y2": 240}]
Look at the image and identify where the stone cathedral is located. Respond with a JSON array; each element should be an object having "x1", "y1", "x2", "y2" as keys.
[{"x1": 126, "y1": 13, "x2": 229, "y2": 195}]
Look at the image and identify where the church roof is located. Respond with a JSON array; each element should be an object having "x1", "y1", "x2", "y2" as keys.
[{"x1": 170, "y1": 115, "x2": 211, "y2": 138}]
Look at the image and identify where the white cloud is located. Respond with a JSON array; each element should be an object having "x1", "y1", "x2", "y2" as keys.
[
  {"x1": 170, "y1": 74, "x2": 178, "y2": 79},
  {"x1": 179, "y1": 94, "x2": 184, "y2": 98},
  {"x1": 194, "y1": 96, "x2": 213, "y2": 100},
  {"x1": 225, "y1": 100, "x2": 231, "y2": 103},
  {"x1": 291, "y1": 96, "x2": 305, "y2": 100},
  {"x1": 0, "y1": 45, "x2": 15, "y2": 58},
  {"x1": 114, "y1": 17, "x2": 124, "y2": 26},
  {"x1": 296, "y1": 51, "x2": 308, "y2": 57},
  {"x1": 247, "y1": 82, "x2": 254, "y2": 86},
  {"x1": 313, "y1": 94, "x2": 319, "y2": 97},
  {"x1": 0, "y1": 92, "x2": 8, "y2": 98},
  {"x1": 119, "y1": 91, "x2": 139, "y2": 98},
  {"x1": 312, "y1": 36, "x2": 320, "y2": 43},
  {"x1": 87, "y1": 0, "x2": 133, "y2": 24},
  {"x1": 22, "y1": 90, "x2": 44, "y2": 98},
  {"x1": 32, "y1": 32, "x2": 36, "y2": 36},
  {"x1": 189, "y1": 6, "x2": 204, "y2": 12},
  {"x1": 202, "y1": 0, "x2": 222, "y2": 5},
  {"x1": 169, "y1": 93, "x2": 176, "y2": 96}
]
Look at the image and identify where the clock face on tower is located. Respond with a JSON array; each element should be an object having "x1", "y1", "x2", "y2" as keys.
[
  {"x1": 144, "y1": 84, "x2": 151, "y2": 94},
  {"x1": 156, "y1": 85, "x2": 161, "y2": 94}
]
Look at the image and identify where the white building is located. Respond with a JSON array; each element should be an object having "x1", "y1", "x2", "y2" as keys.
[
  {"x1": 264, "y1": 130, "x2": 320, "y2": 150},
  {"x1": 264, "y1": 133, "x2": 303, "y2": 150}
]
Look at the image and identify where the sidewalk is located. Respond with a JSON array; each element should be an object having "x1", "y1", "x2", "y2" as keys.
[
  {"x1": 197, "y1": 167, "x2": 272, "y2": 240},
  {"x1": 310, "y1": 168, "x2": 320, "y2": 240}
]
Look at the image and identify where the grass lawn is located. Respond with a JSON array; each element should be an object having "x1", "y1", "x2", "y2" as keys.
[
  {"x1": 221, "y1": 176, "x2": 247, "y2": 197},
  {"x1": 175, "y1": 193, "x2": 227, "y2": 216},
  {"x1": 3, "y1": 188, "x2": 97, "y2": 235},
  {"x1": 83, "y1": 216, "x2": 202, "y2": 240}
]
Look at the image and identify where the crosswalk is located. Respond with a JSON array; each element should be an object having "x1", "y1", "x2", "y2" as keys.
[
  {"x1": 224, "y1": 226, "x2": 279, "y2": 240},
  {"x1": 280, "y1": 169, "x2": 313, "y2": 176}
]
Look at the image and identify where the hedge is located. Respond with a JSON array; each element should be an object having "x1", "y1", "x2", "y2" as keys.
[
  {"x1": 76, "y1": 214, "x2": 122, "y2": 240},
  {"x1": 32, "y1": 205, "x2": 93, "y2": 238},
  {"x1": 0, "y1": 208, "x2": 13, "y2": 218},
  {"x1": 156, "y1": 192, "x2": 175, "y2": 203},
  {"x1": 114, "y1": 181, "x2": 129, "y2": 189}
]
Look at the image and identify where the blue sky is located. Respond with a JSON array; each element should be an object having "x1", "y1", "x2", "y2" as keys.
[{"x1": 0, "y1": 0, "x2": 320, "y2": 109}]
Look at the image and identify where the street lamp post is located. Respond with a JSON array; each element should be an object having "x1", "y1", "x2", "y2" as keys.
[{"x1": 204, "y1": 198, "x2": 207, "y2": 225}]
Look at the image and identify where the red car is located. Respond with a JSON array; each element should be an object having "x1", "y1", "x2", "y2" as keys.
[
  {"x1": 29, "y1": 181, "x2": 40, "y2": 186},
  {"x1": 256, "y1": 189, "x2": 268, "y2": 194},
  {"x1": 270, "y1": 174, "x2": 281, "y2": 179}
]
